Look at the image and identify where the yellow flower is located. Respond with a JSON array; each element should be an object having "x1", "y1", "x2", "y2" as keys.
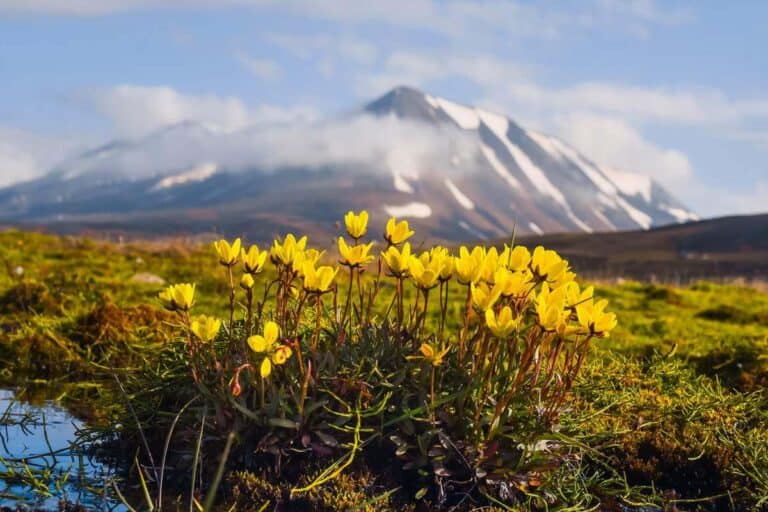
[
  {"x1": 248, "y1": 321, "x2": 291, "y2": 378},
  {"x1": 576, "y1": 299, "x2": 617, "y2": 336},
  {"x1": 260, "y1": 358, "x2": 272, "y2": 378},
  {"x1": 384, "y1": 217, "x2": 415, "y2": 246},
  {"x1": 499, "y1": 245, "x2": 531, "y2": 272},
  {"x1": 248, "y1": 320, "x2": 279, "y2": 353},
  {"x1": 454, "y1": 246, "x2": 485, "y2": 285},
  {"x1": 537, "y1": 303, "x2": 567, "y2": 332},
  {"x1": 551, "y1": 269, "x2": 576, "y2": 289},
  {"x1": 409, "y1": 254, "x2": 440, "y2": 290},
  {"x1": 292, "y1": 248, "x2": 324, "y2": 276},
  {"x1": 270, "y1": 234, "x2": 308, "y2": 267},
  {"x1": 338, "y1": 237, "x2": 375, "y2": 267},
  {"x1": 480, "y1": 247, "x2": 499, "y2": 283},
  {"x1": 471, "y1": 282, "x2": 502, "y2": 311},
  {"x1": 241, "y1": 245, "x2": 268, "y2": 274},
  {"x1": 303, "y1": 262, "x2": 338, "y2": 293},
  {"x1": 495, "y1": 268, "x2": 534, "y2": 298},
  {"x1": 563, "y1": 282, "x2": 593, "y2": 308},
  {"x1": 409, "y1": 342, "x2": 450, "y2": 367},
  {"x1": 344, "y1": 210, "x2": 369, "y2": 240},
  {"x1": 531, "y1": 246, "x2": 569, "y2": 284},
  {"x1": 159, "y1": 283, "x2": 195, "y2": 311},
  {"x1": 485, "y1": 306, "x2": 520, "y2": 338},
  {"x1": 430, "y1": 246, "x2": 454, "y2": 281},
  {"x1": 158, "y1": 288, "x2": 174, "y2": 310},
  {"x1": 271, "y1": 345, "x2": 293, "y2": 365},
  {"x1": 240, "y1": 273, "x2": 255, "y2": 290},
  {"x1": 190, "y1": 315, "x2": 222, "y2": 342},
  {"x1": 535, "y1": 284, "x2": 568, "y2": 332},
  {"x1": 214, "y1": 238, "x2": 241, "y2": 266},
  {"x1": 382, "y1": 242, "x2": 411, "y2": 277}
]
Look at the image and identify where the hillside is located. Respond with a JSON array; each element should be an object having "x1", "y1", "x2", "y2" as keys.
[{"x1": 515, "y1": 213, "x2": 768, "y2": 281}]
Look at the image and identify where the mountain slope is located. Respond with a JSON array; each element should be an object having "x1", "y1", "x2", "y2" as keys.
[
  {"x1": 0, "y1": 86, "x2": 697, "y2": 242},
  {"x1": 513, "y1": 213, "x2": 768, "y2": 281}
]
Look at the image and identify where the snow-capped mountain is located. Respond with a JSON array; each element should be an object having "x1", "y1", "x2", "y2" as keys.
[{"x1": 0, "y1": 86, "x2": 697, "y2": 242}]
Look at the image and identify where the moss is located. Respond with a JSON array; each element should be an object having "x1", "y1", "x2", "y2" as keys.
[
  {"x1": 695, "y1": 304, "x2": 758, "y2": 324},
  {"x1": 4, "y1": 230, "x2": 768, "y2": 510},
  {"x1": 569, "y1": 354, "x2": 768, "y2": 510},
  {"x1": 0, "y1": 280, "x2": 58, "y2": 314},
  {"x1": 641, "y1": 284, "x2": 683, "y2": 304},
  {"x1": 69, "y1": 302, "x2": 176, "y2": 355},
  {"x1": 226, "y1": 469, "x2": 414, "y2": 512}
]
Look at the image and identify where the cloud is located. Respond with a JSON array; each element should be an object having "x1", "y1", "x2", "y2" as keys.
[
  {"x1": 501, "y1": 82, "x2": 768, "y2": 127},
  {"x1": 0, "y1": 130, "x2": 42, "y2": 188},
  {"x1": 685, "y1": 180, "x2": 768, "y2": 216},
  {"x1": 550, "y1": 112, "x2": 693, "y2": 187},
  {"x1": 355, "y1": 52, "x2": 527, "y2": 97},
  {"x1": 263, "y1": 32, "x2": 379, "y2": 74},
  {"x1": 87, "y1": 85, "x2": 316, "y2": 136},
  {"x1": 61, "y1": 113, "x2": 478, "y2": 183},
  {"x1": 0, "y1": 0, "x2": 692, "y2": 41},
  {"x1": 0, "y1": 127, "x2": 85, "y2": 188},
  {"x1": 237, "y1": 54, "x2": 282, "y2": 80},
  {"x1": 362, "y1": 48, "x2": 768, "y2": 132}
]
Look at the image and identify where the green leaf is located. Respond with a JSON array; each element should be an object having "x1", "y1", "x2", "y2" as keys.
[
  {"x1": 268, "y1": 418, "x2": 299, "y2": 429},
  {"x1": 315, "y1": 430, "x2": 340, "y2": 447}
]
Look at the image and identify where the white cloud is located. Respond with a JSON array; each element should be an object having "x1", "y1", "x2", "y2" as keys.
[
  {"x1": 363, "y1": 48, "x2": 768, "y2": 132},
  {"x1": 0, "y1": 131, "x2": 41, "y2": 188},
  {"x1": 263, "y1": 32, "x2": 379, "y2": 71},
  {"x1": 56, "y1": 113, "x2": 478, "y2": 184},
  {"x1": 87, "y1": 85, "x2": 316, "y2": 136},
  {"x1": 685, "y1": 180, "x2": 768, "y2": 216},
  {"x1": 237, "y1": 54, "x2": 282, "y2": 80},
  {"x1": 550, "y1": 112, "x2": 693, "y2": 187},
  {"x1": 0, "y1": 0, "x2": 691, "y2": 41},
  {"x1": 501, "y1": 81, "x2": 768, "y2": 127},
  {"x1": 355, "y1": 52, "x2": 527, "y2": 97},
  {"x1": 0, "y1": 127, "x2": 85, "y2": 188}
]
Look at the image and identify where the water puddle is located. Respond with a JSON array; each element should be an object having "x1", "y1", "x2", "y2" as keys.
[{"x1": 0, "y1": 389, "x2": 126, "y2": 511}]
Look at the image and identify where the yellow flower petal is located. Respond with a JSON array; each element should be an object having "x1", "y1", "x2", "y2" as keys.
[
  {"x1": 248, "y1": 335, "x2": 267, "y2": 353},
  {"x1": 260, "y1": 357, "x2": 272, "y2": 378}
]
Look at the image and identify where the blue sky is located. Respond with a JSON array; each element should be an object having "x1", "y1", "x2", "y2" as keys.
[{"x1": 0, "y1": 0, "x2": 766, "y2": 216}]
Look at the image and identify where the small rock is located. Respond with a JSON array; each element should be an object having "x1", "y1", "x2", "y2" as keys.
[{"x1": 131, "y1": 272, "x2": 165, "y2": 285}]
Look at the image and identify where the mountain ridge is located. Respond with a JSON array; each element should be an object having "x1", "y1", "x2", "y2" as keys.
[{"x1": 0, "y1": 86, "x2": 698, "y2": 242}]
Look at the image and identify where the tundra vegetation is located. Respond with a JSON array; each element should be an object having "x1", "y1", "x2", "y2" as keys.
[{"x1": 0, "y1": 218, "x2": 767, "y2": 512}]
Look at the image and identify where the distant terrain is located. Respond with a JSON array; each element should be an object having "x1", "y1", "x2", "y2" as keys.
[
  {"x1": 516, "y1": 213, "x2": 768, "y2": 282},
  {"x1": 0, "y1": 86, "x2": 696, "y2": 242}
]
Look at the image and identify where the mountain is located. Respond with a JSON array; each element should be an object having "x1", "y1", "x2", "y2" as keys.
[
  {"x1": 0, "y1": 86, "x2": 698, "y2": 242},
  {"x1": 512, "y1": 213, "x2": 768, "y2": 282}
]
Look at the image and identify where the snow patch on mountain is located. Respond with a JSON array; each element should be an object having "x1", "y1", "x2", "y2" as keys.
[
  {"x1": 444, "y1": 178, "x2": 474, "y2": 210},
  {"x1": 478, "y1": 110, "x2": 568, "y2": 207},
  {"x1": 481, "y1": 145, "x2": 520, "y2": 190},
  {"x1": 459, "y1": 220, "x2": 487, "y2": 240},
  {"x1": 528, "y1": 222, "x2": 544, "y2": 235},
  {"x1": 660, "y1": 204, "x2": 700, "y2": 223},
  {"x1": 150, "y1": 162, "x2": 218, "y2": 191},
  {"x1": 616, "y1": 196, "x2": 652, "y2": 229},
  {"x1": 592, "y1": 207, "x2": 617, "y2": 231},
  {"x1": 547, "y1": 138, "x2": 618, "y2": 197},
  {"x1": 392, "y1": 172, "x2": 414, "y2": 194},
  {"x1": 428, "y1": 94, "x2": 481, "y2": 130},
  {"x1": 599, "y1": 165, "x2": 653, "y2": 203},
  {"x1": 384, "y1": 202, "x2": 432, "y2": 218},
  {"x1": 526, "y1": 130, "x2": 566, "y2": 164}
]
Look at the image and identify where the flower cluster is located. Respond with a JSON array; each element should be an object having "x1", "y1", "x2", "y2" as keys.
[{"x1": 157, "y1": 209, "x2": 617, "y2": 457}]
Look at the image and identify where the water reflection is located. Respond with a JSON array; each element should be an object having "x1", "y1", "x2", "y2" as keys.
[{"x1": 0, "y1": 389, "x2": 126, "y2": 511}]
